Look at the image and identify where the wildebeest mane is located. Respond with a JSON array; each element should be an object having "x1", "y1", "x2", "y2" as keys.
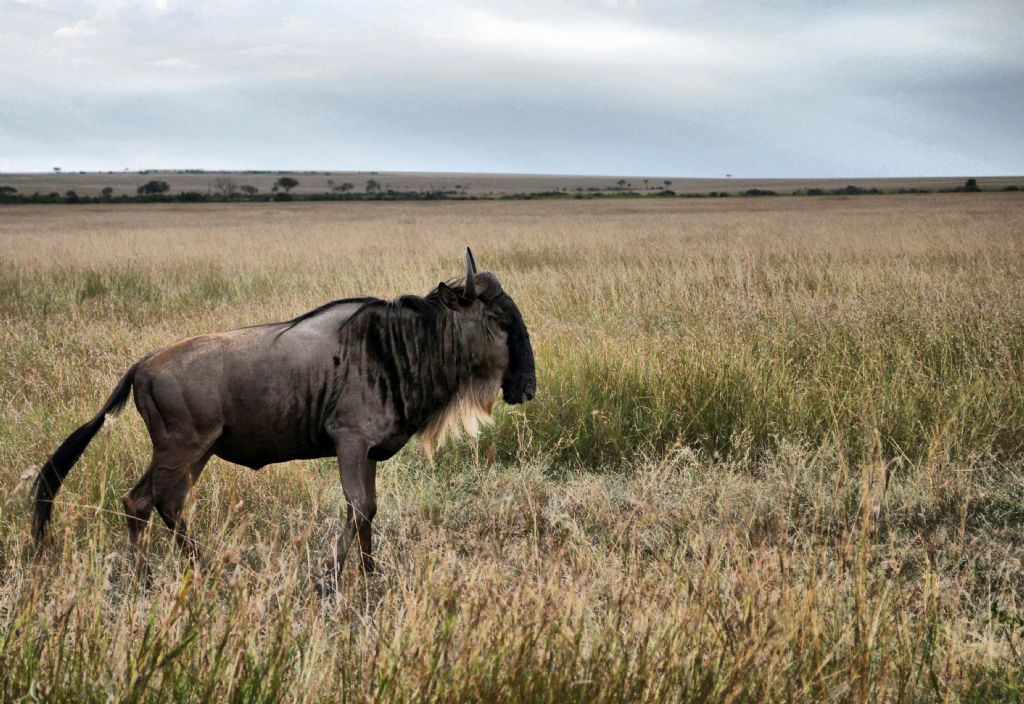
[
  {"x1": 278, "y1": 296, "x2": 380, "y2": 332},
  {"x1": 278, "y1": 280, "x2": 478, "y2": 336}
]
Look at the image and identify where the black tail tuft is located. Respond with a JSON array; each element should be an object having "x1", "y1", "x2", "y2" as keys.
[
  {"x1": 33, "y1": 361, "x2": 140, "y2": 543},
  {"x1": 33, "y1": 414, "x2": 106, "y2": 541}
]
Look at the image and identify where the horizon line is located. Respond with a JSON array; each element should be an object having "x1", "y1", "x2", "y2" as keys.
[{"x1": 2, "y1": 169, "x2": 1021, "y2": 180}]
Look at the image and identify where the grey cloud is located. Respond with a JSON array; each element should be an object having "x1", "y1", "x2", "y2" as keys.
[{"x1": 0, "y1": 0, "x2": 1020, "y2": 175}]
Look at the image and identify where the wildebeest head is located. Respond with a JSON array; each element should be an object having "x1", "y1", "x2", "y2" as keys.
[{"x1": 435, "y1": 249, "x2": 537, "y2": 405}]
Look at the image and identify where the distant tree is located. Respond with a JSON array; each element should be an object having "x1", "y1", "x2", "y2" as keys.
[
  {"x1": 332, "y1": 182, "x2": 354, "y2": 193},
  {"x1": 240, "y1": 184, "x2": 259, "y2": 196},
  {"x1": 643, "y1": 179, "x2": 649, "y2": 190},
  {"x1": 53, "y1": 167, "x2": 61, "y2": 174},
  {"x1": 101, "y1": 186, "x2": 113, "y2": 200},
  {"x1": 839, "y1": 185, "x2": 861, "y2": 195},
  {"x1": 212, "y1": 176, "x2": 239, "y2": 197},
  {"x1": 964, "y1": 178, "x2": 981, "y2": 192},
  {"x1": 616, "y1": 179, "x2": 627, "y2": 190},
  {"x1": 137, "y1": 180, "x2": 170, "y2": 195},
  {"x1": 274, "y1": 176, "x2": 299, "y2": 193},
  {"x1": 664, "y1": 180, "x2": 672, "y2": 187},
  {"x1": 0, "y1": 185, "x2": 17, "y2": 196},
  {"x1": 64, "y1": 190, "x2": 79, "y2": 203},
  {"x1": 365, "y1": 179, "x2": 381, "y2": 194}
]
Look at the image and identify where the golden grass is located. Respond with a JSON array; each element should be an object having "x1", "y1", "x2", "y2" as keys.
[{"x1": 2, "y1": 194, "x2": 1023, "y2": 701}]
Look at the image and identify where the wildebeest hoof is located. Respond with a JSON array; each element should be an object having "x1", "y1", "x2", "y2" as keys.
[
  {"x1": 314, "y1": 573, "x2": 341, "y2": 599},
  {"x1": 133, "y1": 565, "x2": 154, "y2": 591}
]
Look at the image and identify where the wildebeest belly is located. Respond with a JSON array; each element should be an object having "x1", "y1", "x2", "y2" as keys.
[
  {"x1": 137, "y1": 316, "x2": 361, "y2": 470},
  {"x1": 213, "y1": 373, "x2": 336, "y2": 468},
  {"x1": 212, "y1": 428, "x2": 335, "y2": 469}
]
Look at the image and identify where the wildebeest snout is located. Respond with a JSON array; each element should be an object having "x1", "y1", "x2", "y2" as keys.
[
  {"x1": 523, "y1": 376, "x2": 536, "y2": 401},
  {"x1": 504, "y1": 374, "x2": 536, "y2": 404}
]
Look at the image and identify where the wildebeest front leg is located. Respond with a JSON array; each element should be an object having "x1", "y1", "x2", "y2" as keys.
[{"x1": 332, "y1": 437, "x2": 377, "y2": 576}]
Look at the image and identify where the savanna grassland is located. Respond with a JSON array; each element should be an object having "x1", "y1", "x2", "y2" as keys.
[{"x1": 1, "y1": 194, "x2": 1023, "y2": 702}]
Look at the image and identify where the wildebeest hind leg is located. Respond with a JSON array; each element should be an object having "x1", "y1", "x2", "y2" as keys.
[
  {"x1": 123, "y1": 466, "x2": 156, "y2": 585},
  {"x1": 153, "y1": 450, "x2": 214, "y2": 572}
]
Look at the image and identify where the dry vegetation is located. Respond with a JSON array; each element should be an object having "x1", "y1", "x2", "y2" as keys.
[{"x1": 1, "y1": 194, "x2": 1023, "y2": 701}]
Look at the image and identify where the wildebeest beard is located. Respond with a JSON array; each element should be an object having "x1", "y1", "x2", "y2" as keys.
[{"x1": 336, "y1": 291, "x2": 502, "y2": 460}]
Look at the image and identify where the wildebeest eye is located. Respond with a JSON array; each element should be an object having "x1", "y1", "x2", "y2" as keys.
[
  {"x1": 487, "y1": 314, "x2": 510, "y2": 331},
  {"x1": 486, "y1": 307, "x2": 513, "y2": 328}
]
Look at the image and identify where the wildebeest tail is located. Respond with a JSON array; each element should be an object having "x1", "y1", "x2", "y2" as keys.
[{"x1": 33, "y1": 360, "x2": 142, "y2": 543}]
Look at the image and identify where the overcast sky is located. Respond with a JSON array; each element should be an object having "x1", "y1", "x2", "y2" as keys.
[{"x1": 1, "y1": 0, "x2": 1021, "y2": 176}]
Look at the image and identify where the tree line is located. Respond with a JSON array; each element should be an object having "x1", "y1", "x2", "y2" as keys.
[{"x1": 0, "y1": 178, "x2": 1016, "y2": 205}]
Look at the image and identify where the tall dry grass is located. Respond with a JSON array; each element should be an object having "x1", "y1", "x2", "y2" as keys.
[{"x1": 2, "y1": 194, "x2": 1024, "y2": 701}]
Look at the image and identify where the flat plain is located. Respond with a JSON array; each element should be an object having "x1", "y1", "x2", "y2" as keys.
[
  {"x1": 2, "y1": 193, "x2": 1024, "y2": 701},
  {"x1": 3, "y1": 170, "x2": 1023, "y2": 197}
]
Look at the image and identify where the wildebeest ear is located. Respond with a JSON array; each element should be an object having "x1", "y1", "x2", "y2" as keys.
[{"x1": 437, "y1": 282, "x2": 472, "y2": 311}]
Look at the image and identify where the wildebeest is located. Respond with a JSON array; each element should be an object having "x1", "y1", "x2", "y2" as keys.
[{"x1": 33, "y1": 249, "x2": 536, "y2": 581}]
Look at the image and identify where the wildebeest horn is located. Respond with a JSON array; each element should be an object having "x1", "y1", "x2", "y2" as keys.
[{"x1": 465, "y1": 247, "x2": 477, "y2": 300}]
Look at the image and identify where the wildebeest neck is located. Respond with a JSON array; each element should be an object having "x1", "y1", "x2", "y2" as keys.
[{"x1": 339, "y1": 297, "x2": 498, "y2": 454}]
